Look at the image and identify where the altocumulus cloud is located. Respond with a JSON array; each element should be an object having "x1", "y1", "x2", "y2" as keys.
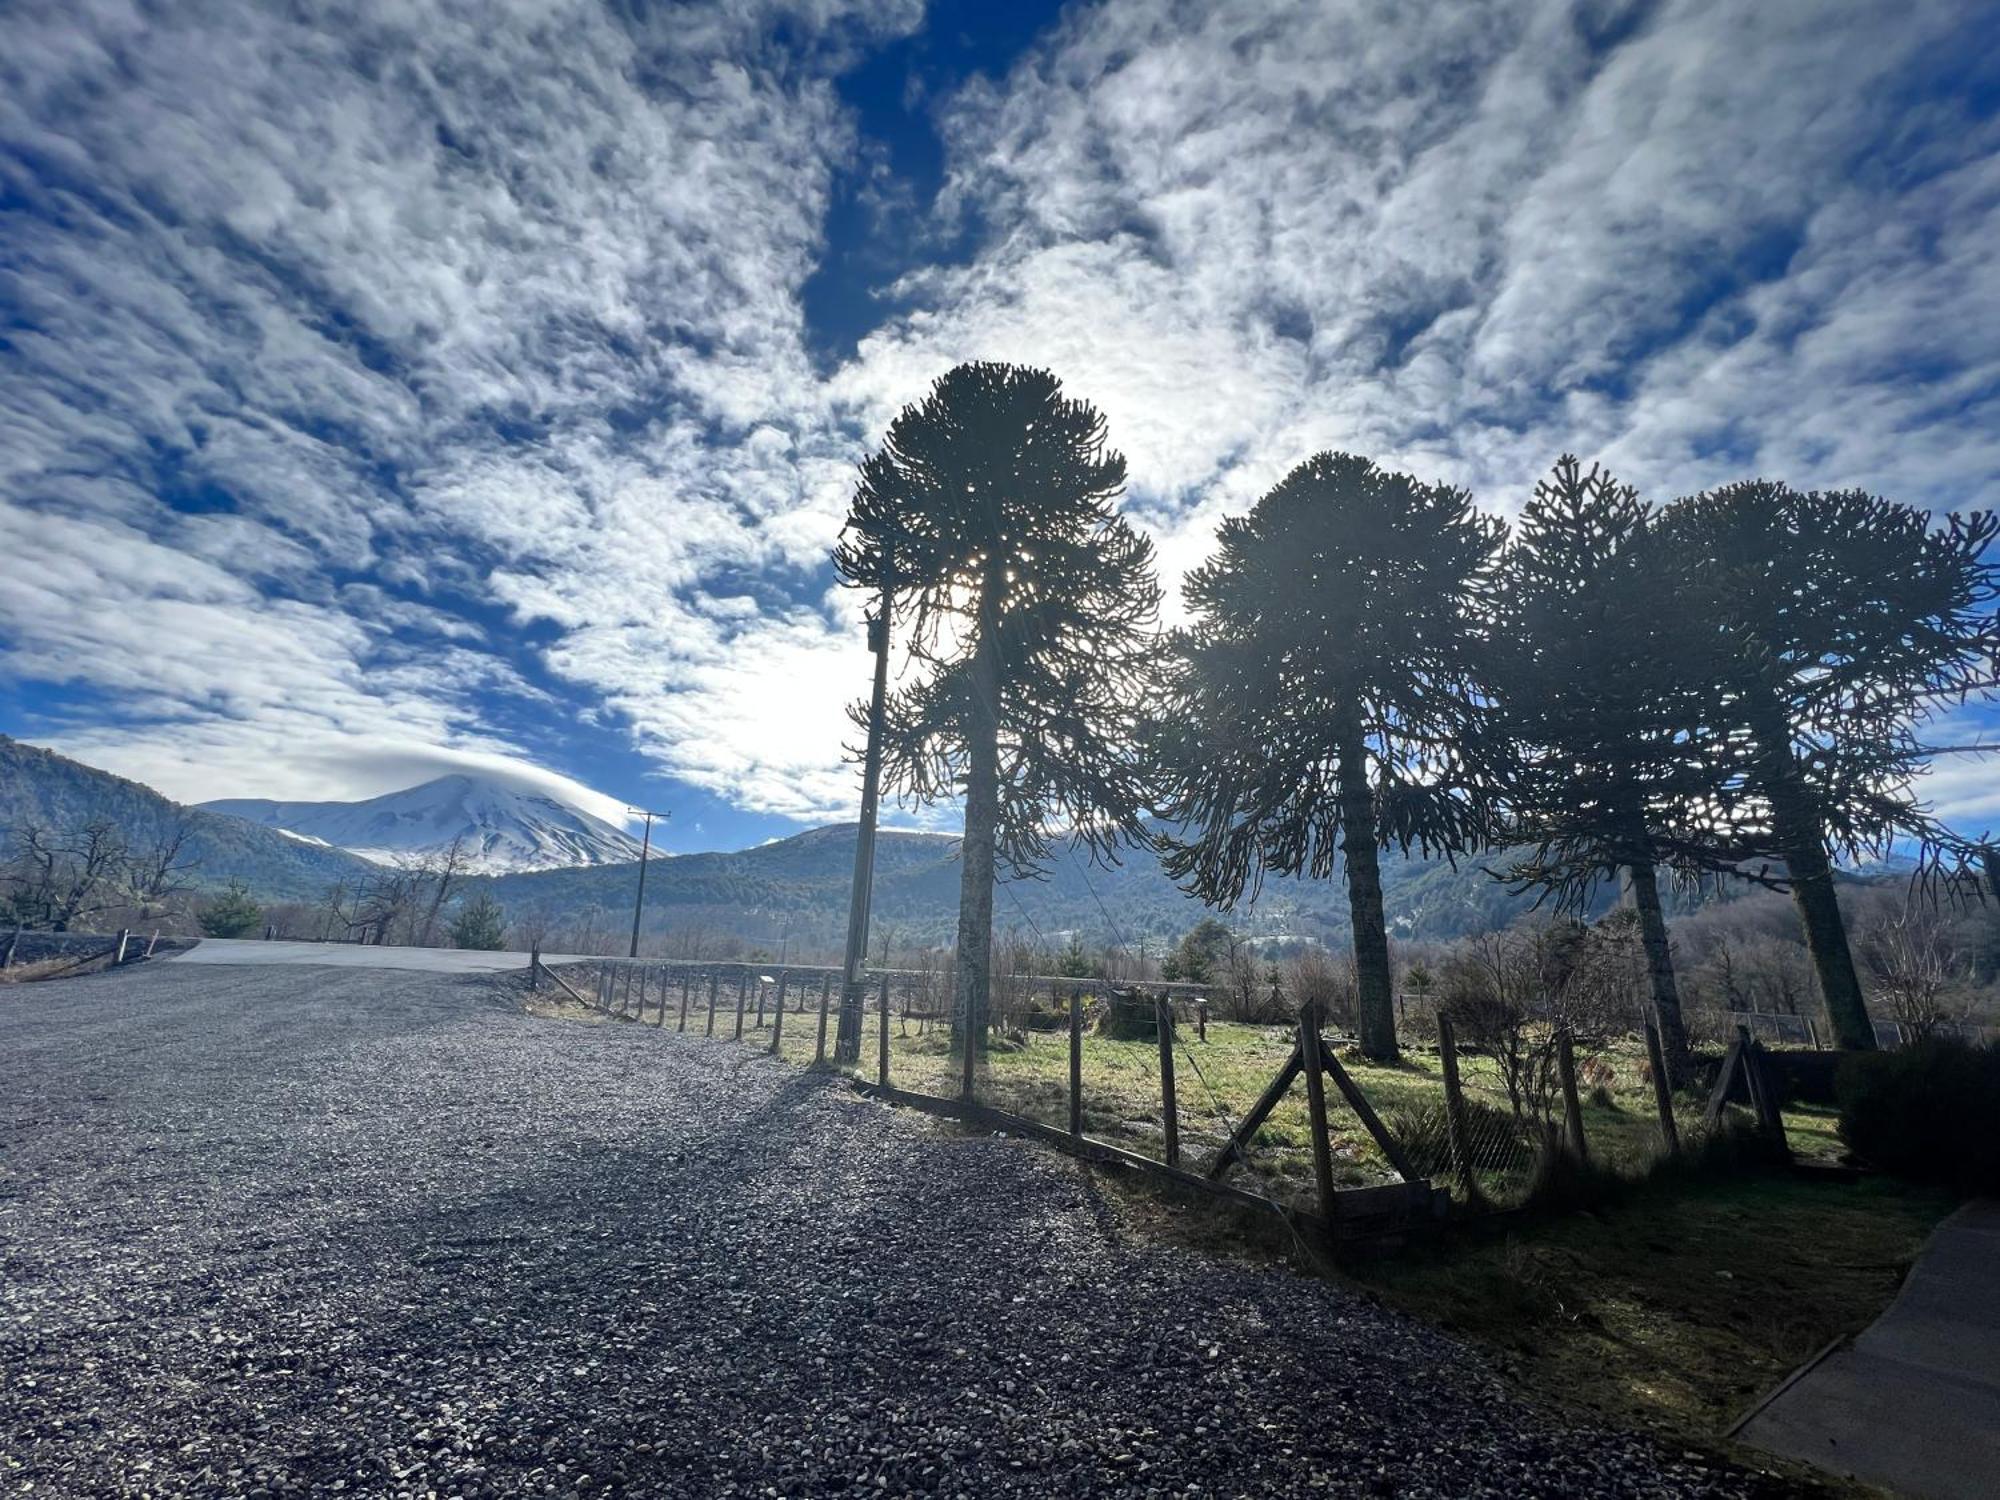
[{"x1": 3, "y1": 0, "x2": 1998, "y2": 833}]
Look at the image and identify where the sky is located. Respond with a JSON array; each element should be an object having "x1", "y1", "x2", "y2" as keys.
[{"x1": 3, "y1": 0, "x2": 1999, "y2": 855}]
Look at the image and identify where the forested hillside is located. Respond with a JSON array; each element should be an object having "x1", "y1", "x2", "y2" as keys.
[
  {"x1": 482, "y1": 820, "x2": 1730, "y2": 956},
  {"x1": 0, "y1": 736, "x2": 380, "y2": 903}
]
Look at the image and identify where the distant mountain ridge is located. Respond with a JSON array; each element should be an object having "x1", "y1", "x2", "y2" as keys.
[
  {"x1": 201, "y1": 774, "x2": 642, "y2": 874},
  {"x1": 0, "y1": 735, "x2": 380, "y2": 902},
  {"x1": 4, "y1": 736, "x2": 1756, "y2": 949}
]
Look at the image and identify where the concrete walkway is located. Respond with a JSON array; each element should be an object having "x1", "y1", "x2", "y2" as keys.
[
  {"x1": 167, "y1": 938, "x2": 583, "y2": 972},
  {"x1": 1738, "y1": 1199, "x2": 2000, "y2": 1499}
]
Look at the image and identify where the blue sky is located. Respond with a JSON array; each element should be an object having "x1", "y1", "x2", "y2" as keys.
[{"x1": 3, "y1": 0, "x2": 1999, "y2": 854}]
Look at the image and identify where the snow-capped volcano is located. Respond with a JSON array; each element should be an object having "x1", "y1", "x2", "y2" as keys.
[{"x1": 200, "y1": 773, "x2": 644, "y2": 874}]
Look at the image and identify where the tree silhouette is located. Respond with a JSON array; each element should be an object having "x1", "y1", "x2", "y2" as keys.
[
  {"x1": 1658, "y1": 482, "x2": 2000, "y2": 1049},
  {"x1": 449, "y1": 890, "x2": 507, "y2": 951},
  {"x1": 833, "y1": 363, "x2": 1162, "y2": 1060},
  {"x1": 198, "y1": 880, "x2": 263, "y2": 939},
  {"x1": 1487, "y1": 457, "x2": 1731, "y2": 1079},
  {"x1": 1152, "y1": 452, "x2": 1503, "y2": 1061}
]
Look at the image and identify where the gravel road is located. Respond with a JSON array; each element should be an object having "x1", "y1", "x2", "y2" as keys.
[{"x1": 1, "y1": 963, "x2": 1751, "y2": 1498}]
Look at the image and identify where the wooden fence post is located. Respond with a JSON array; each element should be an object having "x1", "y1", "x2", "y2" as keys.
[
  {"x1": 1196, "y1": 999, "x2": 1207, "y2": 1043},
  {"x1": 1745, "y1": 1038, "x2": 1790, "y2": 1155},
  {"x1": 1, "y1": 928, "x2": 18, "y2": 970},
  {"x1": 776, "y1": 971, "x2": 790, "y2": 1020},
  {"x1": 733, "y1": 969, "x2": 749, "y2": 1040},
  {"x1": 1556, "y1": 1027, "x2": 1588, "y2": 1164},
  {"x1": 755, "y1": 976, "x2": 768, "y2": 1029},
  {"x1": 1643, "y1": 1019, "x2": 1681, "y2": 1157},
  {"x1": 815, "y1": 973, "x2": 833, "y2": 1066},
  {"x1": 769, "y1": 976, "x2": 786, "y2": 1055},
  {"x1": 1704, "y1": 1031, "x2": 1747, "y2": 1126},
  {"x1": 878, "y1": 971, "x2": 891, "y2": 1088},
  {"x1": 113, "y1": 928, "x2": 129, "y2": 965},
  {"x1": 678, "y1": 972, "x2": 691, "y2": 1032},
  {"x1": 145, "y1": 930, "x2": 160, "y2": 958},
  {"x1": 1156, "y1": 994, "x2": 1180, "y2": 1167},
  {"x1": 1436, "y1": 1013, "x2": 1478, "y2": 1204},
  {"x1": 1297, "y1": 1001, "x2": 1338, "y2": 1225},
  {"x1": 1069, "y1": 990, "x2": 1084, "y2": 1138},
  {"x1": 705, "y1": 972, "x2": 719, "y2": 1037},
  {"x1": 529, "y1": 943, "x2": 541, "y2": 991},
  {"x1": 1204, "y1": 1045, "x2": 1303, "y2": 1181}
]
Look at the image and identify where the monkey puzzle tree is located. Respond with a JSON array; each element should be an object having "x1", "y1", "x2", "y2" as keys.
[
  {"x1": 833, "y1": 363, "x2": 1162, "y2": 1063},
  {"x1": 1152, "y1": 452, "x2": 1504, "y2": 1062},
  {"x1": 1487, "y1": 456, "x2": 1733, "y2": 1081},
  {"x1": 1657, "y1": 482, "x2": 2000, "y2": 1050}
]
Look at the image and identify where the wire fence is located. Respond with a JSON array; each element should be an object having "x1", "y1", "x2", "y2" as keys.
[{"x1": 542, "y1": 952, "x2": 1797, "y2": 1238}]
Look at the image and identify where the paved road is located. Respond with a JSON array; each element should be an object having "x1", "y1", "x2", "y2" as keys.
[
  {"x1": 1, "y1": 963, "x2": 1749, "y2": 1498},
  {"x1": 169, "y1": 938, "x2": 585, "y2": 971},
  {"x1": 1740, "y1": 1199, "x2": 2000, "y2": 1498}
]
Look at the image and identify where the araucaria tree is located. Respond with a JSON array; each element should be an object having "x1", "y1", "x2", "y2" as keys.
[
  {"x1": 1659, "y1": 483, "x2": 2000, "y2": 1050},
  {"x1": 833, "y1": 363, "x2": 1162, "y2": 1062},
  {"x1": 1153, "y1": 452, "x2": 1503, "y2": 1061},
  {"x1": 1488, "y1": 457, "x2": 1730, "y2": 1080}
]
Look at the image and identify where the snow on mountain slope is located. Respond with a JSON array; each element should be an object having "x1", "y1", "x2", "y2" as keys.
[{"x1": 200, "y1": 774, "x2": 643, "y2": 873}]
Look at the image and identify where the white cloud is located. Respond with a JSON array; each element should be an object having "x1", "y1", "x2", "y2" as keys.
[{"x1": 4, "y1": 0, "x2": 1998, "y2": 837}]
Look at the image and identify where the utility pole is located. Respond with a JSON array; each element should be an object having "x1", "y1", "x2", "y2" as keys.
[
  {"x1": 837, "y1": 578, "x2": 894, "y2": 1063},
  {"x1": 628, "y1": 807, "x2": 669, "y2": 959}
]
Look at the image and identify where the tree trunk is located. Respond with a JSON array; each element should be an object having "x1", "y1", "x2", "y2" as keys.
[
  {"x1": 952, "y1": 603, "x2": 1001, "y2": 1063},
  {"x1": 1760, "y1": 749, "x2": 1875, "y2": 1050},
  {"x1": 1780, "y1": 817, "x2": 1875, "y2": 1050},
  {"x1": 1336, "y1": 702, "x2": 1397, "y2": 1062},
  {"x1": 1623, "y1": 858, "x2": 1691, "y2": 1084}
]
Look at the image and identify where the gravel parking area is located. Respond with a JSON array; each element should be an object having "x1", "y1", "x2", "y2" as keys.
[{"x1": 1, "y1": 963, "x2": 1751, "y2": 1498}]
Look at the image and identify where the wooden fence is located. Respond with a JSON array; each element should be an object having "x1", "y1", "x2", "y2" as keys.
[{"x1": 538, "y1": 952, "x2": 1797, "y2": 1247}]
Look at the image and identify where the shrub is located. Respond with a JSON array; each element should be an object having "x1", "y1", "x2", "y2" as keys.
[
  {"x1": 197, "y1": 881, "x2": 262, "y2": 939},
  {"x1": 1096, "y1": 990, "x2": 1162, "y2": 1040},
  {"x1": 1836, "y1": 1038, "x2": 2000, "y2": 1194},
  {"x1": 449, "y1": 892, "x2": 507, "y2": 951}
]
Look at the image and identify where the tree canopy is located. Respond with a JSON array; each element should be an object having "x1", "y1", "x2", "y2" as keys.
[
  {"x1": 1151, "y1": 451, "x2": 1504, "y2": 1058},
  {"x1": 834, "y1": 362, "x2": 1162, "y2": 1061},
  {"x1": 1657, "y1": 482, "x2": 2000, "y2": 1047},
  {"x1": 833, "y1": 363, "x2": 1163, "y2": 876},
  {"x1": 1486, "y1": 457, "x2": 1730, "y2": 1073}
]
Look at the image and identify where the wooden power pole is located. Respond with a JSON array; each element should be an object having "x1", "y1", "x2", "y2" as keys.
[
  {"x1": 836, "y1": 582, "x2": 893, "y2": 1063},
  {"x1": 627, "y1": 807, "x2": 668, "y2": 959}
]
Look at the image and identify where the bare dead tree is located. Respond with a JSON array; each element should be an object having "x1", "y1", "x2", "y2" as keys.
[
  {"x1": 1860, "y1": 906, "x2": 1969, "y2": 1038},
  {"x1": 127, "y1": 816, "x2": 201, "y2": 913},
  {"x1": 416, "y1": 836, "x2": 469, "y2": 948},
  {"x1": 3, "y1": 820, "x2": 131, "y2": 931}
]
